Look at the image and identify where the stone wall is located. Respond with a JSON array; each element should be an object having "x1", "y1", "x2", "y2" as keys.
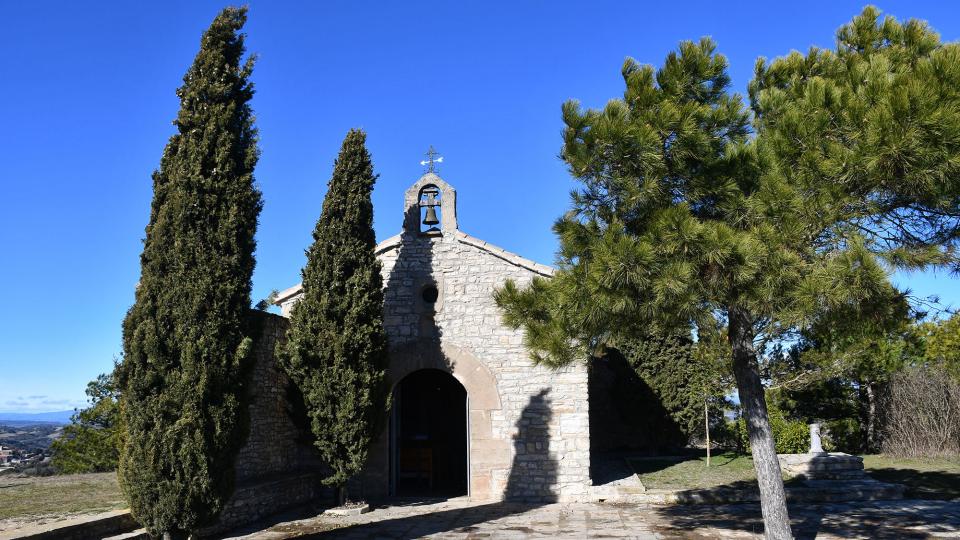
[
  {"x1": 233, "y1": 311, "x2": 323, "y2": 483},
  {"x1": 209, "y1": 310, "x2": 326, "y2": 533}
]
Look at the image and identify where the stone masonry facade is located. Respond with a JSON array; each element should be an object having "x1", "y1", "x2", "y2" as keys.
[
  {"x1": 209, "y1": 311, "x2": 326, "y2": 534},
  {"x1": 276, "y1": 173, "x2": 592, "y2": 503}
]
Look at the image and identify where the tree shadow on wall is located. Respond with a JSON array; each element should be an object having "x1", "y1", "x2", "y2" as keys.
[
  {"x1": 297, "y1": 391, "x2": 559, "y2": 538},
  {"x1": 384, "y1": 204, "x2": 446, "y2": 353},
  {"x1": 505, "y1": 389, "x2": 559, "y2": 503}
]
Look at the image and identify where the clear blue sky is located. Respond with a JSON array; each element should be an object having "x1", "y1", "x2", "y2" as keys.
[{"x1": 2, "y1": 1, "x2": 959, "y2": 413}]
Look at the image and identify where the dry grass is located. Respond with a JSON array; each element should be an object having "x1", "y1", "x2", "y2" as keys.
[
  {"x1": 628, "y1": 452, "x2": 767, "y2": 490},
  {"x1": 629, "y1": 451, "x2": 960, "y2": 499},
  {"x1": 862, "y1": 454, "x2": 960, "y2": 500},
  {"x1": 0, "y1": 472, "x2": 125, "y2": 525}
]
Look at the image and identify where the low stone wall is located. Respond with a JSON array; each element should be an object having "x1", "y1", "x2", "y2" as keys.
[{"x1": 1, "y1": 510, "x2": 137, "y2": 540}]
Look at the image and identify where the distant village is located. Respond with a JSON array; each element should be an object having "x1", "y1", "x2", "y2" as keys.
[{"x1": 0, "y1": 423, "x2": 61, "y2": 476}]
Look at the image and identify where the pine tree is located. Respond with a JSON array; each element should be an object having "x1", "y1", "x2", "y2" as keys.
[
  {"x1": 51, "y1": 372, "x2": 120, "y2": 474},
  {"x1": 496, "y1": 8, "x2": 960, "y2": 536},
  {"x1": 117, "y1": 7, "x2": 261, "y2": 537},
  {"x1": 278, "y1": 129, "x2": 389, "y2": 505},
  {"x1": 750, "y1": 6, "x2": 960, "y2": 272},
  {"x1": 496, "y1": 38, "x2": 802, "y2": 535}
]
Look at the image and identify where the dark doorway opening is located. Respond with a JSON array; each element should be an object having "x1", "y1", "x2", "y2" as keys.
[{"x1": 392, "y1": 369, "x2": 468, "y2": 497}]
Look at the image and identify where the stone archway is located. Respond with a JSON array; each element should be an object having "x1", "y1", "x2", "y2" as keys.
[{"x1": 361, "y1": 340, "x2": 508, "y2": 500}]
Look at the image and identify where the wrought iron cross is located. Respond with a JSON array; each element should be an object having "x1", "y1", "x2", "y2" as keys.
[{"x1": 420, "y1": 145, "x2": 443, "y2": 173}]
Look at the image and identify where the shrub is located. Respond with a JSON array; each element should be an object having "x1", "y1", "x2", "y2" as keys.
[
  {"x1": 117, "y1": 8, "x2": 261, "y2": 536},
  {"x1": 770, "y1": 413, "x2": 809, "y2": 454},
  {"x1": 822, "y1": 418, "x2": 862, "y2": 453},
  {"x1": 880, "y1": 365, "x2": 960, "y2": 457},
  {"x1": 727, "y1": 404, "x2": 810, "y2": 454}
]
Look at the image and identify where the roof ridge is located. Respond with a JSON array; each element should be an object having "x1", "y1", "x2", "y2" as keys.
[{"x1": 273, "y1": 230, "x2": 554, "y2": 305}]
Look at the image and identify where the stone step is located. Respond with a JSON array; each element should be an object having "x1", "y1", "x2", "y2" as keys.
[
  {"x1": 787, "y1": 479, "x2": 906, "y2": 503},
  {"x1": 103, "y1": 529, "x2": 149, "y2": 540},
  {"x1": 799, "y1": 469, "x2": 869, "y2": 481},
  {"x1": 603, "y1": 479, "x2": 905, "y2": 505},
  {"x1": 1, "y1": 510, "x2": 138, "y2": 540},
  {"x1": 778, "y1": 452, "x2": 866, "y2": 476}
]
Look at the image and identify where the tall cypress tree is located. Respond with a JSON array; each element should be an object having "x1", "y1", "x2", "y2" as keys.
[
  {"x1": 117, "y1": 7, "x2": 261, "y2": 537},
  {"x1": 279, "y1": 129, "x2": 389, "y2": 505}
]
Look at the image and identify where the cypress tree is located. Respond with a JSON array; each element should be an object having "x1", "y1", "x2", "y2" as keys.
[
  {"x1": 278, "y1": 129, "x2": 389, "y2": 505},
  {"x1": 117, "y1": 7, "x2": 261, "y2": 537}
]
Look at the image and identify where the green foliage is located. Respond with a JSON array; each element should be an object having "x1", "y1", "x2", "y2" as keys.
[
  {"x1": 922, "y1": 313, "x2": 960, "y2": 378},
  {"x1": 732, "y1": 403, "x2": 810, "y2": 454},
  {"x1": 750, "y1": 6, "x2": 960, "y2": 272},
  {"x1": 278, "y1": 129, "x2": 389, "y2": 497},
  {"x1": 116, "y1": 7, "x2": 261, "y2": 536},
  {"x1": 51, "y1": 372, "x2": 120, "y2": 474},
  {"x1": 767, "y1": 296, "x2": 924, "y2": 453},
  {"x1": 255, "y1": 289, "x2": 279, "y2": 311},
  {"x1": 769, "y1": 413, "x2": 810, "y2": 454},
  {"x1": 822, "y1": 418, "x2": 862, "y2": 453},
  {"x1": 494, "y1": 28, "x2": 913, "y2": 369}
]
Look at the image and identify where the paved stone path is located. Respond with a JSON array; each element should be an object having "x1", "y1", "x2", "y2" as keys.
[{"x1": 225, "y1": 498, "x2": 960, "y2": 539}]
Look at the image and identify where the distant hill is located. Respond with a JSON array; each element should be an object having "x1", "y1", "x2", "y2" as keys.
[
  {"x1": 0, "y1": 411, "x2": 73, "y2": 425},
  {"x1": 0, "y1": 422, "x2": 63, "y2": 452}
]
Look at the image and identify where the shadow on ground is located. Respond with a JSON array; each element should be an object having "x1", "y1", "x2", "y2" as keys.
[
  {"x1": 301, "y1": 389, "x2": 559, "y2": 538},
  {"x1": 292, "y1": 501, "x2": 546, "y2": 538},
  {"x1": 865, "y1": 467, "x2": 960, "y2": 500},
  {"x1": 651, "y1": 499, "x2": 960, "y2": 540}
]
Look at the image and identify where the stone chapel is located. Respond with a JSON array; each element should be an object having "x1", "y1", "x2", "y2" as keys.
[
  {"x1": 214, "y1": 170, "x2": 597, "y2": 529},
  {"x1": 280, "y1": 172, "x2": 591, "y2": 499}
]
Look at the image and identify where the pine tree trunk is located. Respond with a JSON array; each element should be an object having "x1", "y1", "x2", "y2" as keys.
[
  {"x1": 729, "y1": 306, "x2": 793, "y2": 540},
  {"x1": 857, "y1": 381, "x2": 880, "y2": 453},
  {"x1": 337, "y1": 484, "x2": 348, "y2": 507},
  {"x1": 705, "y1": 397, "x2": 711, "y2": 468},
  {"x1": 857, "y1": 382, "x2": 870, "y2": 453},
  {"x1": 865, "y1": 383, "x2": 877, "y2": 453}
]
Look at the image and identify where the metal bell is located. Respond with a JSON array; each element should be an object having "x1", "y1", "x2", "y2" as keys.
[{"x1": 422, "y1": 205, "x2": 440, "y2": 226}]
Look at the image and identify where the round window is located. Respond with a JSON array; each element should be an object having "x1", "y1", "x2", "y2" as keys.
[{"x1": 421, "y1": 285, "x2": 439, "y2": 304}]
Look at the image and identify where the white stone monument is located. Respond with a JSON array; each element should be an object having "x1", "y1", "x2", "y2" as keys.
[{"x1": 809, "y1": 422, "x2": 826, "y2": 454}]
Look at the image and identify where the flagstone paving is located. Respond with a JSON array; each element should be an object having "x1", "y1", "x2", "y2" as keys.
[{"x1": 225, "y1": 498, "x2": 960, "y2": 539}]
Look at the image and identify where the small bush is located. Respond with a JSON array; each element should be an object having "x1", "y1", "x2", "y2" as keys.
[
  {"x1": 823, "y1": 418, "x2": 862, "y2": 453},
  {"x1": 770, "y1": 413, "x2": 809, "y2": 453},
  {"x1": 725, "y1": 407, "x2": 810, "y2": 454},
  {"x1": 713, "y1": 418, "x2": 747, "y2": 453}
]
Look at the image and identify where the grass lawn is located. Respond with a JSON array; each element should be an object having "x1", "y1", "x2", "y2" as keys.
[
  {"x1": 628, "y1": 451, "x2": 960, "y2": 500},
  {"x1": 0, "y1": 472, "x2": 125, "y2": 523},
  {"x1": 628, "y1": 451, "x2": 775, "y2": 490},
  {"x1": 862, "y1": 454, "x2": 960, "y2": 500}
]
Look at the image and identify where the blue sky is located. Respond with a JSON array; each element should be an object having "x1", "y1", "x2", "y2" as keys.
[{"x1": 1, "y1": 1, "x2": 959, "y2": 413}]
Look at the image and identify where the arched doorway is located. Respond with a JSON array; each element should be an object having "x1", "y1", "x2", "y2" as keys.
[{"x1": 391, "y1": 369, "x2": 468, "y2": 497}]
